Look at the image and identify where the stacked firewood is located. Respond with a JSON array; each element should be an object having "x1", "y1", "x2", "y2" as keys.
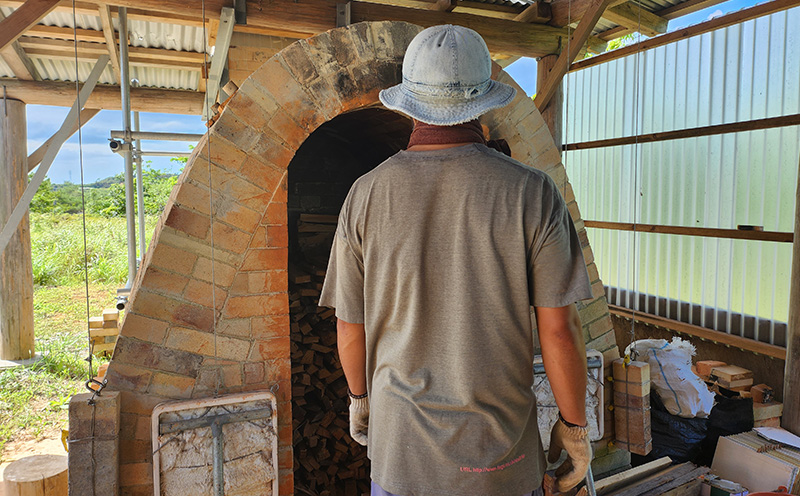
[{"x1": 290, "y1": 260, "x2": 369, "y2": 496}]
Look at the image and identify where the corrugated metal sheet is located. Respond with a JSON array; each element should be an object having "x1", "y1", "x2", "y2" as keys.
[
  {"x1": 563, "y1": 6, "x2": 800, "y2": 346},
  {"x1": 0, "y1": 5, "x2": 205, "y2": 90}
]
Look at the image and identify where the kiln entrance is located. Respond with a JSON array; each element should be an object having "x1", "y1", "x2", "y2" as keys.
[{"x1": 287, "y1": 107, "x2": 412, "y2": 496}]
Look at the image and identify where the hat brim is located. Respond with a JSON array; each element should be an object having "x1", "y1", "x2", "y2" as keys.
[{"x1": 379, "y1": 79, "x2": 517, "y2": 126}]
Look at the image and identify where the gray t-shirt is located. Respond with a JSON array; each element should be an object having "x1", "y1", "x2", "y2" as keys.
[{"x1": 320, "y1": 143, "x2": 592, "y2": 496}]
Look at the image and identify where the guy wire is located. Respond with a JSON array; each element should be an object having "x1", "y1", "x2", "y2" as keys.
[
  {"x1": 201, "y1": 0, "x2": 220, "y2": 397},
  {"x1": 72, "y1": 2, "x2": 97, "y2": 494}
]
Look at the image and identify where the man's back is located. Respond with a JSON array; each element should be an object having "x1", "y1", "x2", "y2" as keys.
[{"x1": 321, "y1": 143, "x2": 590, "y2": 495}]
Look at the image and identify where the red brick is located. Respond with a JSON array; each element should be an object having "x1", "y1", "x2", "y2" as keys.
[
  {"x1": 250, "y1": 134, "x2": 295, "y2": 170},
  {"x1": 232, "y1": 271, "x2": 286, "y2": 295},
  {"x1": 120, "y1": 438, "x2": 151, "y2": 463},
  {"x1": 578, "y1": 298, "x2": 609, "y2": 327},
  {"x1": 221, "y1": 363, "x2": 243, "y2": 389},
  {"x1": 241, "y1": 248, "x2": 287, "y2": 271},
  {"x1": 165, "y1": 204, "x2": 211, "y2": 240},
  {"x1": 244, "y1": 362, "x2": 265, "y2": 384},
  {"x1": 224, "y1": 294, "x2": 288, "y2": 318},
  {"x1": 149, "y1": 243, "x2": 197, "y2": 276},
  {"x1": 268, "y1": 109, "x2": 305, "y2": 151},
  {"x1": 217, "y1": 318, "x2": 250, "y2": 338},
  {"x1": 147, "y1": 371, "x2": 195, "y2": 398},
  {"x1": 196, "y1": 134, "x2": 248, "y2": 169},
  {"x1": 251, "y1": 58, "x2": 322, "y2": 132},
  {"x1": 238, "y1": 156, "x2": 286, "y2": 195},
  {"x1": 132, "y1": 290, "x2": 215, "y2": 332},
  {"x1": 278, "y1": 445, "x2": 294, "y2": 471},
  {"x1": 113, "y1": 337, "x2": 203, "y2": 378},
  {"x1": 174, "y1": 180, "x2": 212, "y2": 216},
  {"x1": 250, "y1": 336, "x2": 291, "y2": 361},
  {"x1": 118, "y1": 390, "x2": 165, "y2": 416},
  {"x1": 272, "y1": 175, "x2": 288, "y2": 203},
  {"x1": 214, "y1": 204, "x2": 262, "y2": 237},
  {"x1": 265, "y1": 202, "x2": 287, "y2": 226},
  {"x1": 139, "y1": 266, "x2": 189, "y2": 296},
  {"x1": 120, "y1": 313, "x2": 169, "y2": 344},
  {"x1": 119, "y1": 462, "x2": 152, "y2": 487},
  {"x1": 226, "y1": 90, "x2": 274, "y2": 133},
  {"x1": 267, "y1": 225, "x2": 288, "y2": 248},
  {"x1": 212, "y1": 112, "x2": 261, "y2": 152},
  {"x1": 587, "y1": 262, "x2": 601, "y2": 284},
  {"x1": 120, "y1": 485, "x2": 153, "y2": 496},
  {"x1": 251, "y1": 314, "x2": 290, "y2": 340},
  {"x1": 105, "y1": 361, "x2": 152, "y2": 393},
  {"x1": 193, "y1": 257, "x2": 237, "y2": 287},
  {"x1": 182, "y1": 279, "x2": 227, "y2": 310},
  {"x1": 249, "y1": 226, "x2": 267, "y2": 249},
  {"x1": 264, "y1": 358, "x2": 291, "y2": 385},
  {"x1": 278, "y1": 468, "x2": 294, "y2": 496}
]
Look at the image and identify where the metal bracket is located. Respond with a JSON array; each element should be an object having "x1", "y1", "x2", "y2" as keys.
[
  {"x1": 336, "y1": 2, "x2": 351, "y2": 27},
  {"x1": 234, "y1": 0, "x2": 247, "y2": 25}
]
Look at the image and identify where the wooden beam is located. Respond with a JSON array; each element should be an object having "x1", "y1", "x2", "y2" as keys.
[
  {"x1": 609, "y1": 305, "x2": 787, "y2": 360},
  {"x1": 0, "y1": 0, "x2": 60, "y2": 51},
  {"x1": 548, "y1": 0, "x2": 626, "y2": 27},
  {"x1": 27, "y1": 108, "x2": 100, "y2": 171},
  {"x1": 25, "y1": 24, "x2": 105, "y2": 42},
  {"x1": 514, "y1": 1, "x2": 552, "y2": 24},
  {"x1": 0, "y1": 10, "x2": 38, "y2": 80},
  {"x1": 349, "y1": 1, "x2": 567, "y2": 58},
  {"x1": 563, "y1": 114, "x2": 800, "y2": 150},
  {"x1": 534, "y1": 0, "x2": 611, "y2": 110},
  {"x1": 98, "y1": 5, "x2": 121, "y2": 82},
  {"x1": 783, "y1": 153, "x2": 800, "y2": 433},
  {"x1": 596, "y1": 25, "x2": 629, "y2": 41},
  {"x1": 573, "y1": 0, "x2": 800, "y2": 72},
  {"x1": 2, "y1": 79, "x2": 204, "y2": 114},
  {"x1": 657, "y1": 0, "x2": 729, "y2": 20},
  {"x1": 584, "y1": 220, "x2": 794, "y2": 243},
  {"x1": 537, "y1": 54, "x2": 562, "y2": 149},
  {"x1": 602, "y1": 1, "x2": 668, "y2": 37}
]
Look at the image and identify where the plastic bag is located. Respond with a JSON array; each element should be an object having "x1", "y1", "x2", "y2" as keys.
[
  {"x1": 626, "y1": 337, "x2": 715, "y2": 418},
  {"x1": 632, "y1": 392, "x2": 709, "y2": 465}
]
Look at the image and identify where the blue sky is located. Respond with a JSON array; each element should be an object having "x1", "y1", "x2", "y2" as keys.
[{"x1": 30, "y1": 0, "x2": 759, "y2": 184}]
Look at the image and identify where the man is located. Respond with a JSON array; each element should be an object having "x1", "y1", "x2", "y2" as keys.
[{"x1": 319, "y1": 24, "x2": 593, "y2": 496}]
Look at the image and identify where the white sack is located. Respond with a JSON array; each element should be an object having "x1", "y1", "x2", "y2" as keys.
[{"x1": 625, "y1": 337, "x2": 715, "y2": 418}]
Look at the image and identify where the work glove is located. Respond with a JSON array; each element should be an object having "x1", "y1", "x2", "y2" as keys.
[
  {"x1": 547, "y1": 415, "x2": 592, "y2": 493},
  {"x1": 349, "y1": 395, "x2": 369, "y2": 446}
]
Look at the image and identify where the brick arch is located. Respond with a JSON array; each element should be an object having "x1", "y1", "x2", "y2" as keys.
[{"x1": 103, "y1": 20, "x2": 619, "y2": 495}]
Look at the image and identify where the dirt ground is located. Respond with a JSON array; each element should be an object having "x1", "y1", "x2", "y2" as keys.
[{"x1": 0, "y1": 428, "x2": 67, "y2": 493}]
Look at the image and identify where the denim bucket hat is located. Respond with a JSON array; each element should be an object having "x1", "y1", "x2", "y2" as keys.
[{"x1": 379, "y1": 24, "x2": 516, "y2": 126}]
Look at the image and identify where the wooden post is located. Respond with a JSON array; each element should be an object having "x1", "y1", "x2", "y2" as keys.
[
  {"x1": 537, "y1": 54, "x2": 563, "y2": 151},
  {"x1": 0, "y1": 98, "x2": 34, "y2": 361},
  {"x1": 783, "y1": 153, "x2": 800, "y2": 435}
]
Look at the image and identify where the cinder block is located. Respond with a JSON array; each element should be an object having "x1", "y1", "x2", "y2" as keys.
[{"x1": 68, "y1": 392, "x2": 120, "y2": 496}]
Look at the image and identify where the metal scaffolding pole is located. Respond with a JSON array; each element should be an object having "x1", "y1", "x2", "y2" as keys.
[
  {"x1": 133, "y1": 108, "x2": 145, "y2": 261},
  {"x1": 119, "y1": 7, "x2": 137, "y2": 299},
  {"x1": 110, "y1": 130, "x2": 204, "y2": 142}
]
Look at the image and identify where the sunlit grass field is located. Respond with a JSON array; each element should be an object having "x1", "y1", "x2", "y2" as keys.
[{"x1": 0, "y1": 214, "x2": 156, "y2": 459}]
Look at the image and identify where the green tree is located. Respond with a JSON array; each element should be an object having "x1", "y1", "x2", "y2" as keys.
[
  {"x1": 92, "y1": 163, "x2": 180, "y2": 217},
  {"x1": 29, "y1": 177, "x2": 58, "y2": 213}
]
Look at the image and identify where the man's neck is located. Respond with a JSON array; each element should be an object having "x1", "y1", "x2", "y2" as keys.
[{"x1": 406, "y1": 142, "x2": 472, "y2": 151}]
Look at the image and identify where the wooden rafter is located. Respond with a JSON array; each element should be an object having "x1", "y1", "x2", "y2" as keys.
[
  {"x1": 97, "y1": 5, "x2": 121, "y2": 82},
  {"x1": 0, "y1": 0, "x2": 60, "y2": 51},
  {"x1": 534, "y1": 0, "x2": 613, "y2": 110},
  {"x1": 572, "y1": 0, "x2": 800, "y2": 72},
  {"x1": 602, "y1": 1, "x2": 668, "y2": 37},
  {"x1": 3, "y1": 79, "x2": 204, "y2": 114},
  {"x1": 514, "y1": 2, "x2": 552, "y2": 24},
  {"x1": 203, "y1": 7, "x2": 235, "y2": 118},
  {"x1": 0, "y1": 10, "x2": 38, "y2": 80},
  {"x1": 28, "y1": 108, "x2": 100, "y2": 171}
]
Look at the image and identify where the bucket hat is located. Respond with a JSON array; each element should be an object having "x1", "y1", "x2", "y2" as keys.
[{"x1": 379, "y1": 24, "x2": 516, "y2": 126}]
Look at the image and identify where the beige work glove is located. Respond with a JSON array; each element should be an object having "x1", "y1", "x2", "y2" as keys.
[
  {"x1": 349, "y1": 395, "x2": 369, "y2": 446},
  {"x1": 547, "y1": 416, "x2": 592, "y2": 493}
]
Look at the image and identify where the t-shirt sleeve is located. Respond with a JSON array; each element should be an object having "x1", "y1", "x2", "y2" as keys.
[
  {"x1": 319, "y1": 199, "x2": 365, "y2": 324},
  {"x1": 526, "y1": 174, "x2": 593, "y2": 308}
]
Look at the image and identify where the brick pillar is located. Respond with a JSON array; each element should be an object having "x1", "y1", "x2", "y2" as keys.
[{"x1": 68, "y1": 392, "x2": 121, "y2": 496}]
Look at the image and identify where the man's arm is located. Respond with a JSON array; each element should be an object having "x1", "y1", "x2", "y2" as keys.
[
  {"x1": 337, "y1": 318, "x2": 367, "y2": 396},
  {"x1": 535, "y1": 303, "x2": 587, "y2": 426}
]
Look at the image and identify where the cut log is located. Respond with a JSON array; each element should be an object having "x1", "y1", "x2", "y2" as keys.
[{"x1": 2, "y1": 454, "x2": 68, "y2": 496}]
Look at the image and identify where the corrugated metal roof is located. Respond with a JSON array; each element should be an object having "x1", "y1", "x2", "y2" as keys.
[
  {"x1": 31, "y1": 58, "x2": 117, "y2": 86},
  {"x1": 128, "y1": 20, "x2": 207, "y2": 53}
]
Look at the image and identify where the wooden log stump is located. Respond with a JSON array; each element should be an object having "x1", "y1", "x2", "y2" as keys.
[{"x1": 2, "y1": 455, "x2": 68, "y2": 496}]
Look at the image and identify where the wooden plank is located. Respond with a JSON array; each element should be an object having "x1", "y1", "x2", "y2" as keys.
[
  {"x1": 98, "y1": 5, "x2": 121, "y2": 82},
  {"x1": 536, "y1": 54, "x2": 562, "y2": 149},
  {"x1": 514, "y1": 1, "x2": 552, "y2": 23},
  {"x1": 0, "y1": 9, "x2": 38, "y2": 80},
  {"x1": 25, "y1": 24, "x2": 105, "y2": 42},
  {"x1": 602, "y1": 1, "x2": 668, "y2": 37},
  {"x1": 638, "y1": 467, "x2": 710, "y2": 496},
  {"x1": 606, "y1": 463, "x2": 697, "y2": 496},
  {"x1": 596, "y1": 457, "x2": 673, "y2": 495},
  {"x1": 89, "y1": 328, "x2": 119, "y2": 338},
  {"x1": 657, "y1": 0, "x2": 729, "y2": 20},
  {"x1": 563, "y1": 113, "x2": 800, "y2": 150},
  {"x1": 28, "y1": 108, "x2": 99, "y2": 171},
  {"x1": 534, "y1": 0, "x2": 612, "y2": 110},
  {"x1": 0, "y1": 0, "x2": 60, "y2": 51},
  {"x1": 584, "y1": 220, "x2": 793, "y2": 243},
  {"x1": 609, "y1": 304, "x2": 787, "y2": 360},
  {"x1": 17, "y1": 37, "x2": 204, "y2": 64},
  {"x1": 571, "y1": 0, "x2": 800, "y2": 72},
  {"x1": 349, "y1": 1, "x2": 567, "y2": 58},
  {"x1": 3, "y1": 79, "x2": 204, "y2": 114},
  {"x1": 783, "y1": 152, "x2": 800, "y2": 435}
]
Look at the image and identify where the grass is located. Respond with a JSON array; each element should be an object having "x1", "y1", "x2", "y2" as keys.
[{"x1": 1, "y1": 214, "x2": 157, "y2": 461}]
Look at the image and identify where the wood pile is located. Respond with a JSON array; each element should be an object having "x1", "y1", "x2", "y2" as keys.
[
  {"x1": 592, "y1": 457, "x2": 710, "y2": 496},
  {"x1": 88, "y1": 308, "x2": 119, "y2": 356},
  {"x1": 289, "y1": 260, "x2": 369, "y2": 496}
]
